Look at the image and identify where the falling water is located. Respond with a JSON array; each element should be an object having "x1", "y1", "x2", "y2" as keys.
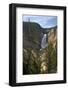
[{"x1": 41, "y1": 34, "x2": 48, "y2": 49}]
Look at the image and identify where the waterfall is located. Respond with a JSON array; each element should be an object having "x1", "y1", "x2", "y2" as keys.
[{"x1": 41, "y1": 34, "x2": 48, "y2": 49}]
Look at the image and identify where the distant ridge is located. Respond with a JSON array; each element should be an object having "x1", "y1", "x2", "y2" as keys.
[{"x1": 23, "y1": 21, "x2": 57, "y2": 33}]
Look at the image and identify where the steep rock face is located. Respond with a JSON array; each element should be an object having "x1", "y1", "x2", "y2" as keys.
[
  {"x1": 23, "y1": 48, "x2": 49, "y2": 74},
  {"x1": 39, "y1": 48, "x2": 49, "y2": 73},
  {"x1": 23, "y1": 48, "x2": 41, "y2": 74},
  {"x1": 23, "y1": 22, "x2": 42, "y2": 50},
  {"x1": 48, "y1": 27, "x2": 57, "y2": 50},
  {"x1": 23, "y1": 22, "x2": 57, "y2": 75}
]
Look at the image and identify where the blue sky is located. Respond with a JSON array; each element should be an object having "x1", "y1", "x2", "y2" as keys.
[{"x1": 23, "y1": 15, "x2": 57, "y2": 28}]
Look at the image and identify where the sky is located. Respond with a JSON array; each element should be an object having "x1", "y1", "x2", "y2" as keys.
[{"x1": 23, "y1": 15, "x2": 57, "y2": 28}]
